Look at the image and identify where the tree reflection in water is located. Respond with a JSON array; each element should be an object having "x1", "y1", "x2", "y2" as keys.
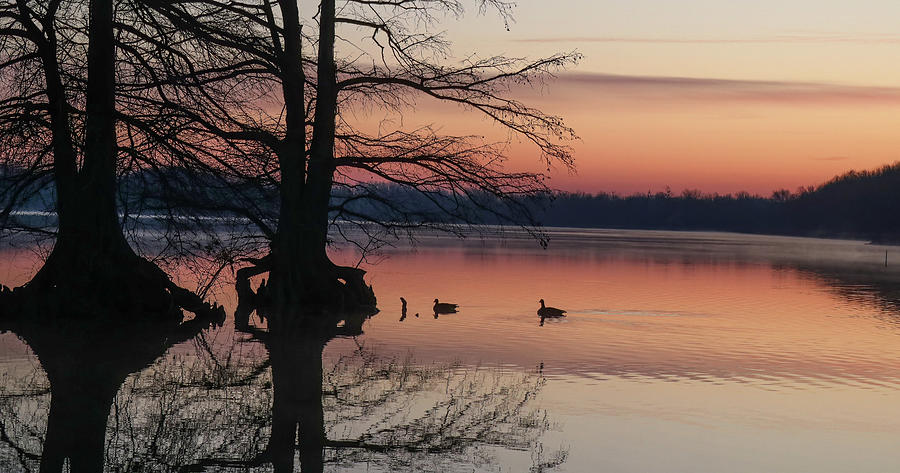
[
  {"x1": 0, "y1": 274, "x2": 225, "y2": 472},
  {"x1": 0, "y1": 289, "x2": 566, "y2": 472}
]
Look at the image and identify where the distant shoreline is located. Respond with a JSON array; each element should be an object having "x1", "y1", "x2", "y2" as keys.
[{"x1": 2, "y1": 219, "x2": 895, "y2": 249}]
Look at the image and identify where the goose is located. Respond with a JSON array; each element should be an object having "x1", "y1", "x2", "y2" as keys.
[
  {"x1": 433, "y1": 299, "x2": 459, "y2": 314},
  {"x1": 537, "y1": 299, "x2": 566, "y2": 318}
]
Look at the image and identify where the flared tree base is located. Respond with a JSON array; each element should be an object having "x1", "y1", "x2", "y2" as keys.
[
  {"x1": 235, "y1": 254, "x2": 376, "y2": 329},
  {"x1": 0, "y1": 239, "x2": 224, "y2": 327}
]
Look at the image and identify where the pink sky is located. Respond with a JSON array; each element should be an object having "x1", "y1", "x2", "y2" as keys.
[
  {"x1": 393, "y1": 72, "x2": 900, "y2": 195},
  {"x1": 344, "y1": 0, "x2": 900, "y2": 195}
]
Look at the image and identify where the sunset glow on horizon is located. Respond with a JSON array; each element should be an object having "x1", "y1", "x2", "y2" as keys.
[{"x1": 370, "y1": 0, "x2": 900, "y2": 195}]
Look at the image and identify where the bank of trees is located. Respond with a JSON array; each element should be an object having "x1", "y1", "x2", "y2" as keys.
[{"x1": 536, "y1": 162, "x2": 900, "y2": 241}]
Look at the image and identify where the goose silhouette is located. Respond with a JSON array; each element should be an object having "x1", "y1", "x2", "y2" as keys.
[
  {"x1": 433, "y1": 299, "x2": 459, "y2": 314},
  {"x1": 537, "y1": 299, "x2": 566, "y2": 318}
]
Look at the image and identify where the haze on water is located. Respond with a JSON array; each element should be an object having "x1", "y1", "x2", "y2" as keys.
[{"x1": 3, "y1": 228, "x2": 900, "y2": 471}]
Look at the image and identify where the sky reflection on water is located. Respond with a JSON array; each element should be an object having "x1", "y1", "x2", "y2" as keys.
[{"x1": 3, "y1": 229, "x2": 900, "y2": 471}]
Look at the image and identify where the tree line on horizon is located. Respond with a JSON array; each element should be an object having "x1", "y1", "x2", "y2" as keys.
[
  {"x1": 538, "y1": 161, "x2": 900, "y2": 241},
  {"x1": 5, "y1": 160, "x2": 899, "y2": 243}
]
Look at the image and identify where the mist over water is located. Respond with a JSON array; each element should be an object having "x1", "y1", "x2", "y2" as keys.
[{"x1": 3, "y1": 228, "x2": 900, "y2": 471}]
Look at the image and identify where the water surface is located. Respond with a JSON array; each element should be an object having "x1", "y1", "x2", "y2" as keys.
[{"x1": 3, "y1": 229, "x2": 900, "y2": 472}]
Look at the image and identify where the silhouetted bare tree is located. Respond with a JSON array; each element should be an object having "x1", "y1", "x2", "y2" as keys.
[
  {"x1": 134, "y1": 0, "x2": 579, "y2": 311},
  {"x1": 0, "y1": 0, "x2": 228, "y2": 312}
]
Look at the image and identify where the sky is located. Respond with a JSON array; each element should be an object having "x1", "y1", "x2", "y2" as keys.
[{"x1": 381, "y1": 0, "x2": 900, "y2": 195}]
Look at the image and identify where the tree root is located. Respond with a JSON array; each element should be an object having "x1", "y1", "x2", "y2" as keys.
[
  {"x1": 233, "y1": 254, "x2": 376, "y2": 327},
  {"x1": 330, "y1": 263, "x2": 376, "y2": 310},
  {"x1": 0, "y1": 245, "x2": 225, "y2": 329}
]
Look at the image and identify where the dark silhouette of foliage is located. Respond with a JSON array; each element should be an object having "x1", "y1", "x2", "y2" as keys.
[
  {"x1": 530, "y1": 162, "x2": 900, "y2": 242},
  {"x1": 120, "y1": 0, "x2": 579, "y2": 312},
  {"x1": 786, "y1": 162, "x2": 900, "y2": 241}
]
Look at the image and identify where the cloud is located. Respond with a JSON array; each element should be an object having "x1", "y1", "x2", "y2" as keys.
[
  {"x1": 513, "y1": 34, "x2": 900, "y2": 45},
  {"x1": 551, "y1": 72, "x2": 900, "y2": 105}
]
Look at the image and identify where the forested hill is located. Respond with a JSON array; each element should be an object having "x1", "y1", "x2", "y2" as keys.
[
  {"x1": 536, "y1": 162, "x2": 900, "y2": 242},
  {"x1": 785, "y1": 163, "x2": 900, "y2": 241}
]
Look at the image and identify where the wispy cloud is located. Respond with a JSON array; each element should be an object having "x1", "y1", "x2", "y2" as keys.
[
  {"x1": 553, "y1": 73, "x2": 900, "y2": 105},
  {"x1": 810, "y1": 156, "x2": 851, "y2": 162},
  {"x1": 514, "y1": 34, "x2": 900, "y2": 45}
]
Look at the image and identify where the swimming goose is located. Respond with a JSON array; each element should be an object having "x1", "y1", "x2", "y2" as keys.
[
  {"x1": 537, "y1": 299, "x2": 566, "y2": 318},
  {"x1": 433, "y1": 299, "x2": 459, "y2": 314}
]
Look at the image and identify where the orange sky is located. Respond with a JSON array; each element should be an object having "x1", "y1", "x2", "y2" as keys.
[
  {"x1": 373, "y1": 77, "x2": 900, "y2": 195},
  {"x1": 521, "y1": 74, "x2": 900, "y2": 194},
  {"x1": 339, "y1": 1, "x2": 900, "y2": 195}
]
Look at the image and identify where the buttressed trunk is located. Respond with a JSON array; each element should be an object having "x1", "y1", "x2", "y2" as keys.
[
  {"x1": 266, "y1": 0, "x2": 374, "y2": 311},
  {"x1": 45, "y1": 0, "x2": 133, "y2": 273},
  {"x1": 26, "y1": 0, "x2": 206, "y2": 318}
]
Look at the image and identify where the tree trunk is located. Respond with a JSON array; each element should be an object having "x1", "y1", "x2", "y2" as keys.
[
  {"x1": 36, "y1": 25, "x2": 77, "y2": 238},
  {"x1": 32, "y1": 0, "x2": 136, "y2": 289},
  {"x1": 303, "y1": 0, "x2": 337, "y2": 264},
  {"x1": 27, "y1": 0, "x2": 187, "y2": 316},
  {"x1": 78, "y1": 0, "x2": 123, "y2": 253},
  {"x1": 268, "y1": 0, "x2": 307, "y2": 310},
  {"x1": 300, "y1": 0, "x2": 373, "y2": 308},
  {"x1": 263, "y1": 0, "x2": 375, "y2": 312}
]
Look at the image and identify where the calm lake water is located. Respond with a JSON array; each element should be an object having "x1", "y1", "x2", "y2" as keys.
[{"x1": 2, "y1": 229, "x2": 900, "y2": 472}]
